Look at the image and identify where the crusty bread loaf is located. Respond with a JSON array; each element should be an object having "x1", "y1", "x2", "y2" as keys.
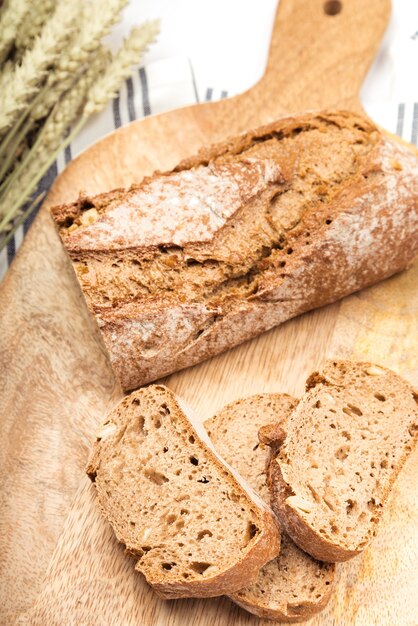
[
  {"x1": 205, "y1": 394, "x2": 335, "y2": 622},
  {"x1": 86, "y1": 385, "x2": 280, "y2": 599},
  {"x1": 265, "y1": 361, "x2": 418, "y2": 562},
  {"x1": 52, "y1": 110, "x2": 418, "y2": 391}
]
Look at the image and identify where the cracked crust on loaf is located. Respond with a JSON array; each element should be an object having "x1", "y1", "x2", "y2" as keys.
[{"x1": 52, "y1": 111, "x2": 418, "y2": 390}]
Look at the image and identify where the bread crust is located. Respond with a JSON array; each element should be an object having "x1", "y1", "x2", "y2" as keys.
[
  {"x1": 230, "y1": 575, "x2": 335, "y2": 622},
  {"x1": 149, "y1": 505, "x2": 279, "y2": 599},
  {"x1": 87, "y1": 385, "x2": 281, "y2": 599},
  {"x1": 52, "y1": 111, "x2": 418, "y2": 391}
]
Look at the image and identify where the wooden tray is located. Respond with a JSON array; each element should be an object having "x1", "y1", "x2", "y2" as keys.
[{"x1": 1, "y1": 1, "x2": 417, "y2": 624}]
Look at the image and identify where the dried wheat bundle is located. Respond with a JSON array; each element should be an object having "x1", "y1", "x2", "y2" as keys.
[{"x1": 0, "y1": 0, "x2": 159, "y2": 250}]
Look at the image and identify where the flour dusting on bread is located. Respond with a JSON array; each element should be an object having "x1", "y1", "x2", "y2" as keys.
[
  {"x1": 64, "y1": 159, "x2": 283, "y2": 251},
  {"x1": 51, "y1": 110, "x2": 418, "y2": 390}
]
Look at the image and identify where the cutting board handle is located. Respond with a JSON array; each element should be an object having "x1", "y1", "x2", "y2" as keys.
[{"x1": 255, "y1": 0, "x2": 391, "y2": 114}]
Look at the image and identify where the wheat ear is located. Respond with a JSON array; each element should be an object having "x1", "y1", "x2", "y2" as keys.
[
  {"x1": 31, "y1": 0, "x2": 129, "y2": 122},
  {"x1": 84, "y1": 20, "x2": 160, "y2": 116},
  {"x1": 0, "y1": 49, "x2": 110, "y2": 231},
  {"x1": 0, "y1": 0, "x2": 30, "y2": 64},
  {"x1": 0, "y1": 0, "x2": 77, "y2": 136},
  {"x1": 14, "y1": 0, "x2": 56, "y2": 54}
]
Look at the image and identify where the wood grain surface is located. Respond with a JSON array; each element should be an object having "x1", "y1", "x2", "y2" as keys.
[
  {"x1": 17, "y1": 262, "x2": 418, "y2": 626},
  {"x1": 3, "y1": 0, "x2": 417, "y2": 624}
]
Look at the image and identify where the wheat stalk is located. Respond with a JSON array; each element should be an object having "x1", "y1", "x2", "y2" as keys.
[
  {"x1": 0, "y1": 0, "x2": 77, "y2": 135},
  {"x1": 31, "y1": 0, "x2": 128, "y2": 122},
  {"x1": 0, "y1": 0, "x2": 29, "y2": 64},
  {"x1": 84, "y1": 20, "x2": 160, "y2": 116},
  {"x1": 74, "y1": 0, "x2": 129, "y2": 56},
  {"x1": 0, "y1": 50, "x2": 110, "y2": 231},
  {"x1": 0, "y1": 2, "x2": 160, "y2": 249},
  {"x1": 0, "y1": 0, "x2": 125, "y2": 186},
  {"x1": 31, "y1": 65, "x2": 89, "y2": 123},
  {"x1": 40, "y1": 50, "x2": 111, "y2": 150}
]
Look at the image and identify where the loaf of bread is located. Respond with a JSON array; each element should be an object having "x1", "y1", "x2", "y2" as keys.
[
  {"x1": 86, "y1": 385, "x2": 280, "y2": 599},
  {"x1": 263, "y1": 360, "x2": 418, "y2": 562},
  {"x1": 52, "y1": 111, "x2": 418, "y2": 390},
  {"x1": 204, "y1": 394, "x2": 336, "y2": 622}
]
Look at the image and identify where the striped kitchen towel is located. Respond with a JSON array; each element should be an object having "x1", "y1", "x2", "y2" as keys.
[
  {"x1": 0, "y1": 55, "x2": 416, "y2": 281},
  {"x1": 0, "y1": 56, "x2": 229, "y2": 281}
]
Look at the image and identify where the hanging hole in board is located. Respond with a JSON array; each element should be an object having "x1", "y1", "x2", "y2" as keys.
[{"x1": 324, "y1": 0, "x2": 342, "y2": 16}]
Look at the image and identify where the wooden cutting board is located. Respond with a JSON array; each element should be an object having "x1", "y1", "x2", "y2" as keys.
[{"x1": 1, "y1": 0, "x2": 418, "y2": 624}]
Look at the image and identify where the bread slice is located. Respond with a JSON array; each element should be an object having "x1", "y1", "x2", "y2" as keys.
[
  {"x1": 51, "y1": 110, "x2": 418, "y2": 391},
  {"x1": 266, "y1": 360, "x2": 418, "y2": 562},
  {"x1": 86, "y1": 385, "x2": 280, "y2": 599},
  {"x1": 204, "y1": 394, "x2": 336, "y2": 621}
]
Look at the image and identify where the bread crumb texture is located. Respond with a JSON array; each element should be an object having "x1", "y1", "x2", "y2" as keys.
[
  {"x1": 205, "y1": 394, "x2": 335, "y2": 621},
  {"x1": 274, "y1": 360, "x2": 418, "y2": 560},
  {"x1": 87, "y1": 385, "x2": 279, "y2": 598}
]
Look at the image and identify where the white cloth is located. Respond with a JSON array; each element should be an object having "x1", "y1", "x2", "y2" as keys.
[{"x1": 1, "y1": 0, "x2": 417, "y2": 280}]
